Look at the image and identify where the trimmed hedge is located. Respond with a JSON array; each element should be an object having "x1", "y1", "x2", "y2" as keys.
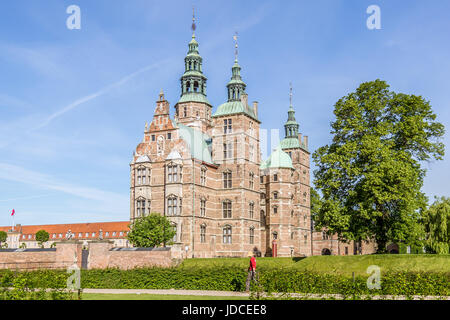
[{"x1": 1, "y1": 267, "x2": 448, "y2": 297}]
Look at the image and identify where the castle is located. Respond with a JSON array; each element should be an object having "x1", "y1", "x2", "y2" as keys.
[
  {"x1": 129, "y1": 22, "x2": 313, "y2": 258},
  {"x1": 1, "y1": 18, "x2": 376, "y2": 258}
]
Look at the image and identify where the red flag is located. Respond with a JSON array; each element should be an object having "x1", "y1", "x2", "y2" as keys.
[{"x1": 11, "y1": 209, "x2": 15, "y2": 216}]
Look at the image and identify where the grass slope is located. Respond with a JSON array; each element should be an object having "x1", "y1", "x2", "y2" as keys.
[{"x1": 180, "y1": 255, "x2": 450, "y2": 276}]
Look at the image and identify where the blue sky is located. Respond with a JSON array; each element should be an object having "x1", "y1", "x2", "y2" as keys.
[{"x1": 0, "y1": 0, "x2": 449, "y2": 226}]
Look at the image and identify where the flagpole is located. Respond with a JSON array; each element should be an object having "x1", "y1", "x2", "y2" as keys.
[{"x1": 11, "y1": 210, "x2": 15, "y2": 231}]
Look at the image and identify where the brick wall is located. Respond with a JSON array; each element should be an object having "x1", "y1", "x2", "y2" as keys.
[{"x1": 0, "y1": 241, "x2": 178, "y2": 270}]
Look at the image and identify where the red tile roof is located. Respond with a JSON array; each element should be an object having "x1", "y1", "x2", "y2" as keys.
[{"x1": 0, "y1": 221, "x2": 130, "y2": 239}]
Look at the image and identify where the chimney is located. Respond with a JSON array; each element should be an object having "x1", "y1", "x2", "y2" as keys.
[
  {"x1": 253, "y1": 101, "x2": 258, "y2": 117},
  {"x1": 298, "y1": 133, "x2": 302, "y2": 143},
  {"x1": 241, "y1": 93, "x2": 248, "y2": 107},
  {"x1": 304, "y1": 135, "x2": 308, "y2": 149}
]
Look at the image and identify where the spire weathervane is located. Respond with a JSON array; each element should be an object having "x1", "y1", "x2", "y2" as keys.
[
  {"x1": 192, "y1": 6, "x2": 196, "y2": 37},
  {"x1": 289, "y1": 82, "x2": 293, "y2": 106},
  {"x1": 233, "y1": 32, "x2": 239, "y2": 61}
]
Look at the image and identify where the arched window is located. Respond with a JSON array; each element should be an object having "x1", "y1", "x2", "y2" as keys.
[
  {"x1": 249, "y1": 202, "x2": 254, "y2": 219},
  {"x1": 222, "y1": 200, "x2": 232, "y2": 218},
  {"x1": 200, "y1": 224, "x2": 206, "y2": 243},
  {"x1": 186, "y1": 81, "x2": 191, "y2": 92},
  {"x1": 200, "y1": 167, "x2": 207, "y2": 186},
  {"x1": 249, "y1": 172, "x2": 254, "y2": 189},
  {"x1": 273, "y1": 206, "x2": 278, "y2": 214},
  {"x1": 223, "y1": 225, "x2": 232, "y2": 244},
  {"x1": 249, "y1": 226, "x2": 255, "y2": 244},
  {"x1": 273, "y1": 192, "x2": 278, "y2": 199},
  {"x1": 272, "y1": 231, "x2": 278, "y2": 240},
  {"x1": 194, "y1": 81, "x2": 199, "y2": 92}
]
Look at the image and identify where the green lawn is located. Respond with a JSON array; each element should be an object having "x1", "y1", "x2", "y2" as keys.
[
  {"x1": 82, "y1": 293, "x2": 249, "y2": 300},
  {"x1": 180, "y1": 254, "x2": 450, "y2": 276}
]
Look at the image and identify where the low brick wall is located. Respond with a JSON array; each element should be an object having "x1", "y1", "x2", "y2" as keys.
[
  {"x1": 0, "y1": 242, "x2": 82, "y2": 270},
  {"x1": 0, "y1": 241, "x2": 178, "y2": 270},
  {"x1": 87, "y1": 242, "x2": 174, "y2": 269}
]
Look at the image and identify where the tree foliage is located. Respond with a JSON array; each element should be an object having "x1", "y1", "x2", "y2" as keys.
[
  {"x1": 313, "y1": 80, "x2": 445, "y2": 252},
  {"x1": 0, "y1": 231, "x2": 7, "y2": 247},
  {"x1": 423, "y1": 197, "x2": 450, "y2": 254},
  {"x1": 310, "y1": 188, "x2": 323, "y2": 231},
  {"x1": 127, "y1": 213, "x2": 176, "y2": 248},
  {"x1": 35, "y1": 230, "x2": 49, "y2": 248}
]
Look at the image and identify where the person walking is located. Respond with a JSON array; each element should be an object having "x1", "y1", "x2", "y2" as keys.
[{"x1": 245, "y1": 251, "x2": 256, "y2": 292}]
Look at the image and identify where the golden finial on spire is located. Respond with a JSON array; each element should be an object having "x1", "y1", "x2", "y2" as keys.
[{"x1": 233, "y1": 31, "x2": 239, "y2": 61}]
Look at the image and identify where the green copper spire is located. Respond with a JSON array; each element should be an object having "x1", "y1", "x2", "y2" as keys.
[
  {"x1": 284, "y1": 83, "x2": 299, "y2": 138},
  {"x1": 177, "y1": 9, "x2": 210, "y2": 106},
  {"x1": 226, "y1": 32, "x2": 246, "y2": 102}
]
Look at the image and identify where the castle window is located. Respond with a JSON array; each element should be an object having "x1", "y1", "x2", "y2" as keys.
[
  {"x1": 172, "y1": 224, "x2": 177, "y2": 242},
  {"x1": 273, "y1": 232, "x2": 278, "y2": 240},
  {"x1": 250, "y1": 227, "x2": 255, "y2": 244},
  {"x1": 167, "y1": 196, "x2": 180, "y2": 216},
  {"x1": 273, "y1": 192, "x2": 278, "y2": 199},
  {"x1": 200, "y1": 167, "x2": 206, "y2": 186},
  {"x1": 184, "y1": 107, "x2": 188, "y2": 117},
  {"x1": 105, "y1": 232, "x2": 109, "y2": 237},
  {"x1": 322, "y1": 231, "x2": 329, "y2": 240},
  {"x1": 249, "y1": 172, "x2": 254, "y2": 189},
  {"x1": 222, "y1": 200, "x2": 232, "y2": 218},
  {"x1": 224, "y1": 119, "x2": 232, "y2": 134},
  {"x1": 274, "y1": 174, "x2": 278, "y2": 182},
  {"x1": 260, "y1": 176, "x2": 264, "y2": 183},
  {"x1": 249, "y1": 202, "x2": 254, "y2": 219},
  {"x1": 167, "y1": 132, "x2": 172, "y2": 140},
  {"x1": 85, "y1": 233, "x2": 88, "y2": 238},
  {"x1": 200, "y1": 225, "x2": 206, "y2": 243},
  {"x1": 345, "y1": 247, "x2": 349, "y2": 255},
  {"x1": 167, "y1": 164, "x2": 180, "y2": 183},
  {"x1": 193, "y1": 81, "x2": 199, "y2": 92},
  {"x1": 304, "y1": 234, "x2": 308, "y2": 244},
  {"x1": 273, "y1": 206, "x2": 278, "y2": 214},
  {"x1": 291, "y1": 232, "x2": 294, "y2": 240},
  {"x1": 223, "y1": 171, "x2": 232, "y2": 189},
  {"x1": 223, "y1": 225, "x2": 232, "y2": 244},
  {"x1": 136, "y1": 167, "x2": 147, "y2": 185},
  {"x1": 78, "y1": 233, "x2": 82, "y2": 238},
  {"x1": 223, "y1": 143, "x2": 232, "y2": 159},
  {"x1": 92, "y1": 232, "x2": 96, "y2": 238},
  {"x1": 52, "y1": 234, "x2": 56, "y2": 239},
  {"x1": 152, "y1": 135, "x2": 155, "y2": 141},
  {"x1": 136, "y1": 199, "x2": 146, "y2": 217},
  {"x1": 200, "y1": 199, "x2": 206, "y2": 217}
]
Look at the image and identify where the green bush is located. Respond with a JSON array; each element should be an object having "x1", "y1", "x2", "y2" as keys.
[{"x1": 0, "y1": 269, "x2": 80, "y2": 300}]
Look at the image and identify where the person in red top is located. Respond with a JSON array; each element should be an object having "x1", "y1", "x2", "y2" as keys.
[{"x1": 245, "y1": 251, "x2": 256, "y2": 291}]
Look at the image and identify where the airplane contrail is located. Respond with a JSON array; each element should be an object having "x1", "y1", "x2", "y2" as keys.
[{"x1": 31, "y1": 59, "x2": 171, "y2": 132}]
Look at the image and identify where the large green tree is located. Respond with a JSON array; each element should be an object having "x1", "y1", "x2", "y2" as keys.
[
  {"x1": 423, "y1": 197, "x2": 450, "y2": 254},
  {"x1": 313, "y1": 80, "x2": 445, "y2": 252},
  {"x1": 127, "y1": 213, "x2": 176, "y2": 248},
  {"x1": 35, "y1": 230, "x2": 49, "y2": 248}
]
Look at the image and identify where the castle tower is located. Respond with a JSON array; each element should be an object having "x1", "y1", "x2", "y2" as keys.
[{"x1": 174, "y1": 12, "x2": 212, "y2": 132}]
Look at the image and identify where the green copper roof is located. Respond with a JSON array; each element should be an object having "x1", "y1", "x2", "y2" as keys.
[
  {"x1": 181, "y1": 70, "x2": 205, "y2": 78},
  {"x1": 279, "y1": 137, "x2": 308, "y2": 151},
  {"x1": 260, "y1": 147, "x2": 293, "y2": 169},
  {"x1": 177, "y1": 93, "x2": 212, "y2": 106},
  {"x1": 213, "y1": 101, "x2": 258, "y2": 121},
  {"x1": 174, "y1": 121, "x2": 213, "y2": 164}
]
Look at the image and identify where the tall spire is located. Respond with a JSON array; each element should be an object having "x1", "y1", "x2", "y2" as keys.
[
  {"x1": 191, "y1": 6, "x2": 196, "y2": 39},
  {"x1": 284, "y1": 83, "x2": 299, "y2": 138},
  {"x1": 177, "y1": 9, "x2": 210, "y2": 106},
  {"x1": 227, "y1": 32, "x2": 246, "y2": 102}
]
